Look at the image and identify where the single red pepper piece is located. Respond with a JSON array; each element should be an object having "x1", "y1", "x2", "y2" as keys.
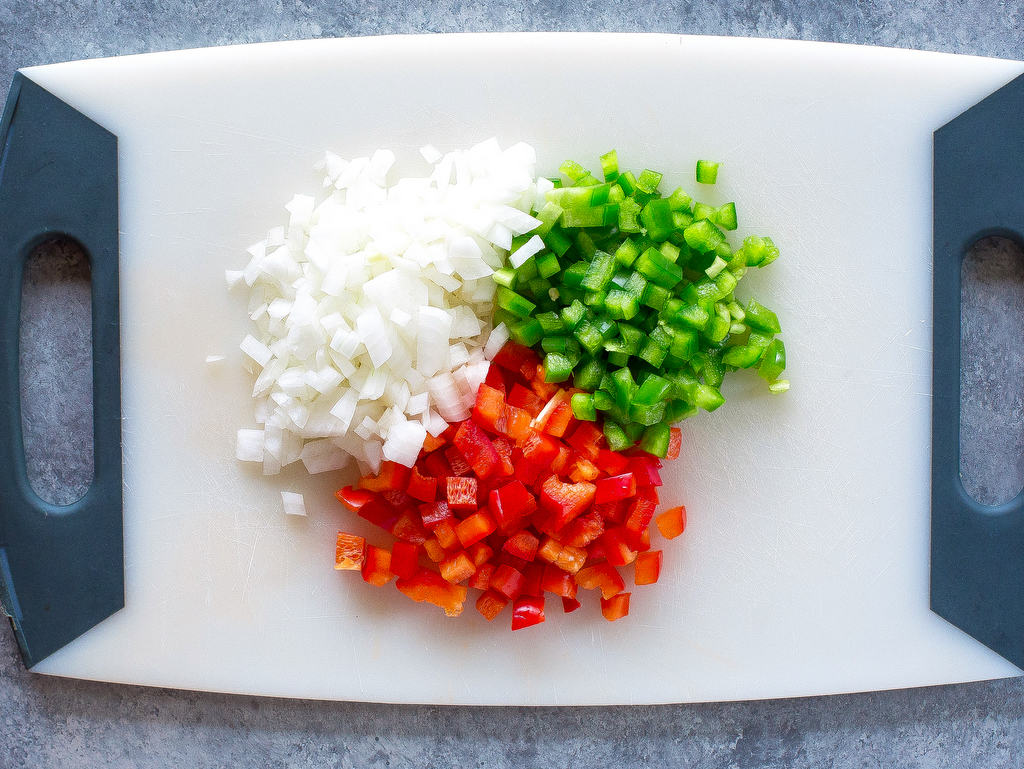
[
  {"x1": 335, "y1": 486, "x2": 376, "y2": 512},
  {"x1": 502, "y1": 530, "x2": 540, "y2": 562},
  {"x1": 513, "y1": 458, "x2": 543, "y2": 486},
  {"x1": 634, "y1": 550, "x2": 662, "y2": 585},
  {"x1": 454, "y1": 420, "x2": 501, "y2": 479},
  {"x1": 455, "y1": 510, "x2": 497, "y2": 548},
  {"x1": 492, "y1": 341, "x2": 542, "y2": 381},
  {"x1": 483, "y1": 364, "x2": 508, "y2": 395},
  {"x1": 520, "y1": 431, "x2": 560, "y2": 465},
  {"x1": 423, "y1": 451, "x2": 451, "y2": 479},
  {"x1": 566, "y1": 421, "x2": 605, "y2": 461},
  {"x1": 361, "y1": 545, "x2": 393, "y2": 586},
  {"x1": 468, "y1": 561, "x2": 495, "y2": 591},
  {"x1": 502, "y1": 404, "x2": 534, "y2": 441},
  {"x1": 593, "y1": 499, "x2": 627, "y2": 525},
  {"x1": 489, "y1": 480, "x2": 538, "y2": 533},
  {"x1": 537, "y1": 537, "x2": 588, "y2": 574},
  {"x1": 422, "y1": 538, "x2": 446, "y2": 563},
  {"x1": 446, "y1": 476, "x2": 478, "y2": 512},
  {"x1": 334, "y1": 532, "x2": 366, "y2": 570},
  {"x1": 440, "y1": 551, "x2": 477, "y2": 584},
  {"x1": 595, "y1": 449, "x2": 631, "y2": 476},
  {"x1": 492, "y1": 437, "x2": 515, "y2": 477},
  {"x1": 624, "y1": 487, "x2": 659, "y2": 533},
  {"x1": 561, "y1": 510, "x2": 605, "y2": 548},
  {"x1": 594, "y1": 473, "x2": 638, "y2": 504},
  {"x1": 419, "y1": 500, "x2": 454, "y2": 530},
  {"x1": 490, "y1": 563, "x2": 526, "y2": 600},
  {"x1": 359, "y1": 461, "x2": 410, "y2": 493},
  {"x1": 511, "y1": 595, "x2": 546, "y2": 630},
  {"x1": 445, "y1": 446, "x2": 472, "y2": 477},
  {"x1": 561, "y1": 597, "x2": 582, "y2": 613},
  {"x1": 568, "y1": 457, "x2": 600, "y2": 483},
  {"x1": 507, "y1": 384, "x2": 545, "y2": 417},
  {"x1": 600, "y1": 592, "x2": 631, "y2": 621},
  {"x1": 395, "y1": 569, "x2": 468, "y2": 617},
  {"x1": 539, "y1": 476, "x2": 596, "y2": 529},
  {"x1": 358, "y1": 499, "x2": 401, "y2": 532},
  {"x1": 390, "y1": 541, "x2": 420, "y2": 579},
  {"x1": 520, "y1": 562, "x2": 545, "y2": 597},
  {"x1": 472, "y1": 384, "x2": 506, "y2": 434},
  {"x1": 422, "y1": 432, "x2": 447, "y2": 453},
  {"x1": 390, "y1": 512, "x2": 430, "y2": 544},
  {"x1": 433, "y1": 520, "x2": 459, "y2": 550},
  {"x1": 406, "y1": 465, "x2": 437, "y2": 503},
  {"x1": 576, "y1": 562, "x2": 626, "y2": 599},
  {"x1": 666, "y1": 427, "x2": 682, "y2": 460},
  {"x1": 655, "y1": 506, "x2": 687, "y2": 539},
  {"x1": 530, "y1": 368, "x2": 559, "y2": 400},
  {"x1": 629, "y1": 456, "x2": 663, "y2": 487},
  {"x1": 476, "y1": 589, "x2": 510, "y2": 621},
  {"x1": 382, "y1": 489, "x2": 414, "y2": 510},
  {"x1": 601, "y1": 527, "x2": 638, "y2": 567},
  {"x1": 623, "y1": 525, "x2": 651, "y2": 553},
  {"x1": 550, "y1": 445, "x2": 572, "y2": 475},
  {"x1": 467, "y1": 541, "x2": 494, "y2": 567},
  {"x1": 540, "y1": 564, "x2": 578, "y2": 599}
]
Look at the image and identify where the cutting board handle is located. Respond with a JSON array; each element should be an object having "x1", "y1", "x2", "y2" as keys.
[
  {"x1": 932, "y1": 72, "x2": 1024, "y2": 671},
  {"x1": 0, "y1": 73, "x2": 123, "y2": 668}
]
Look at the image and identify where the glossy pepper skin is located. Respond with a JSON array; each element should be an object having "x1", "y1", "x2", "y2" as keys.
[{"x1": 511, "y1": 595, "x2": 546, "y2": 630}]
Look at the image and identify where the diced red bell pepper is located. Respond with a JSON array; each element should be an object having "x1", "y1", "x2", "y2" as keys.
[
  {"x1": 540, "y1": 476, "x2": 596, "y2": 529},
  {"x1": 476, "y1": 589, "x2": 510, "y2": 621},
  {"x1": 455, "y1": 510, "x2": 497, "y2": 548},
  {"x1": 513, "y1": 458, "x2": 543, "y2": 486},
  {"x1": 629, "y1": 456, "x2": 663, "y2": 487},
  {"x1": 568, "y1": 457, "x2": 600, "y2": 483},
  {"x1": 419, "y1": 500, "x2": 454, "y2": 530},
  {"x1": 655, "y1": 505, "x2": 687, "y2": 539},
  {"x1": 490, "y1": 564, "x2": 525, "y2": 600},
  {"x1": 545, "y1": 399, "x2": 576, "y2": 438},
  {"x1": 600, "y1": 592, "x2": 631, "y2": 621},
  {"x1": 634, "y1": 550, "x2": 662, "y2": 585},
  {"x1": 576, "y1": 562, "x2": 626, "y2": 599},
  {"x1": 537, "y1": 537, "x2": 588, "y2": 574},
  {"x1": 541, "y1": 564, "x2": 578, "y2": 599},
  {"x1": 381, "y1": 489, "x2": 414, "y2": 509},
  {"x1": 595, "y1": 449, "x2": 630, "y2": 476},
  {"x1": 421, "y1": 432, "x2": 447, "y2": 453},
  {"x1": 335, "y1": 486, "x2": 376, "y2": 512},
  {"x1": 561, "y1": 510, "x2": 605, "y2": 548},
  {"x1": 586, "y1": 539, "x2": 607, "y2": 564},
  {"x1": 520, "y1": 431, "x2": 560, "y2": 464},
  {"x1": 593, "y1": 499, "x2": 627, "y2": 525},
  {"x1": 507, "y1": 383, "x2": 546, "y2": 416},
  {"x1": 395, "y1": 569, "x2": 468, "y2": 617},
  {"x1": 595, "y1": 473, "x2": 638, "y2": 504},
  {"x1": 422, "y1": 538, "x2": 446, "y2": 563},
  {"x1": 468, "y1": 561, "x2": 495, "y2": 591},
  {"x1": 455, "y1": 420, "x2": 501, "y2": 479},
  {"x1": 445, "y1": 446, "x2": 472, "y2": 477},
  {"x1": 423, "y1": 451, "x2": 451, "y2": 479},
  {"x1": 433, "y1": 520, "x2": 459, "y2": 550},
  {"x1": 601, "y1": 527, "x2": 638, "y2": 567},
  {"x1": 467, "y1": 541, "x2": 494, "y2": 567},
  {"x1": 497, "y1": 552, "x2": 528, "y2": 572},
  {"x1": 492, "y1": 437, "x2": 515, "y2": 477},
  {"x1": 623, "y1": 525, "x2": 651, "y2": 553},
  {"x1": 511, "y1": 595, "x2": 545, "y2": 630},
  {"x1": 358, "y1": 498, "x2": 401, "y2": 532},
  {"x1": 530, "y1": 369, "x2": 559, "y2": 400},
  {"x1": 472, "y1": 384, "x2": 506, "y2": 433},
  {"x1": 562, "y1": 597, "x2": 582, "y2": 613},
  {"x1": 520, "y1": 562, "x2": 545, "y2": 597},
  {"x1": 440, "y1": 551, "x2": 477, "y2": 584},
  {"x1": 390, "y1": 512, "x2": 429, "y2": 544},
  {"x1": 359, "y1": 461, "x2": 410, "y2": 493},
  {"x1": 502, "y1": 405, "x2": 533, "y2": 441},
  {"x1": 406, "y1": 465, "x2": 437, "y2": 503},
  {"x1": 334, "y1": 532, "x2": 366, "y2": 570},
  {"x1": 492, "y1": 341, "x2": 542, "y2": 382},
  {"x1": 446, "y1": 476, "x2": 478, "y2": 512},
  {"x1": 502, "y1": 530, "x2": 540, "y2": 562},
  {"x1": 666, "y1": 427, "x2": 682, "y2": 460},
  {"x1": 361, "y1": 545, "x2": 393, "y2": 586},
  {"x1": 566, "y1": 421, "x2": 605, "y2": 461},
  {"x1": 483, "y1": 364, "x2": 508, "y2": 394},
  {"x1": 550, "y1": 445, "x2": 572, "y2": 475},
  {"x1": 489, "y1": 480, "x2": 538, "y2": 533},
  {"x1": 390, "y1": 541, "x2": 420, "y2": 579},
  {"x1": 625, "y1": 487, "x2": 659, "y2": 533}
]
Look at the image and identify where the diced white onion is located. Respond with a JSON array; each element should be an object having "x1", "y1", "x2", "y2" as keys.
[{"x1": 280, "y1": 491, "x2": 307, "y2": 517}]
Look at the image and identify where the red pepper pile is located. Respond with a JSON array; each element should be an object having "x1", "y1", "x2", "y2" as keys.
[{"x1": 333, "y1": 342, "x2": 687, "y2": 630}]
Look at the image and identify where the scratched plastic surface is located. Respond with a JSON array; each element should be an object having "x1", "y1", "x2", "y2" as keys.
[{"x1": 21, "y1": 34, "x2": 1024, "y2": 704}]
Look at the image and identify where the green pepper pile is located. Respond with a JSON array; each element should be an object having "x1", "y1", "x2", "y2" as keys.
[{"x1": 491, "y1": 151, "x2": 788, "y2": 458}]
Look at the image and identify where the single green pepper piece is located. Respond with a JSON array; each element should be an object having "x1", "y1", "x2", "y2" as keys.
[
  {"x1": 571, "y1": 392, "x2": 598, "y2": 421},
  {"x1": 693, "y1": 383, "x2": 725, "y2": 411},
  {"x1": 536, "y1": 252, "x2": 560, "y2": 279},
  {"x1": 714, "y1": 202, "x2": 738, "y2": 231},
  {"x1": 603, "y1": 421, "x2": 633, "y2": 452},
  {"x1": 497, "y1": 286, "x2": 536, "y2": 318},
  {"x1": 535, "y1": 311, "x2": 565, "y2": 335},
  {"x1": 696, "y1": 160, "x2": 720, "y2": 184},
  {"x1": 742, "y1": 235, "x2": 780, "y2": 267},
  {"x1": 692, "y1": 202, "x2": 717, "y2": 221},
  {"x1": 581, "y1": 250, "x2": 617, "y2": 292},
  {"x1": 594, "y1": 390, "x2": 614, "y2": 410},
  {"x1": 605, "y1": 289, "x2": 640, "y2": 320},
  {"x1": 541, "y1": 335, "x2": 575, "y2": 354},
  {"x1": 610, "y1": 367, "x2": 638, "y2": 407},
  {"x1": 614, "y1": 238, "x2": 641, "y2": 267},
  {"x1": 768, "y1": 379, "x2": 790, "y2": 394},
  {"x1": 617, "y1": 170, "x2": 637, "y2": 197},
  {"x1": 635, "y1": 374, "x2": 672, "y2": 405},
  {"x1": 683, "y1": 219, "x2": 727, "y2": 253},
  {"x1": 560, "y1": 261, "x2": 588, "y2": 288},
  {"x1": 745, "y1": 298, "x2": 782, "y2": 334},
  {"x1": 542, "y1": 227, "x2": 573, "y2": 257},
  {"x1": 510, "y1": 318, "x2": 543, "y2": 346},
  {"x1": 641, "y1": 283, "x2": 671, "y2": 311},
  {"x1": 492, "y1": 266, "x2": 516, "y2": 289},
  {"x1": 638, "y1": 339, "x2": 668, "y2": 368},
  {"x1": 758, "y1": 338, "x2": 786, "y2": 381},
  {"x1": 640, "y1": 422, "x2": 671, "y2": 457},
  {"x1": 599, "y1": 150, "x2": 619, "y2": 181},
  {"x1": 543, "y1": 352, "x2": 574, "y2": 383},
  {"x1": 669, "y1": 328, "x2": 699, "y2": 360},
  {"x1": 665, "y1": 399, "x2": 697, "y2": 422},
  {"x1": 635, "y1": 247, "x2": 684, "y2": 288},
  {"x1": 574, "y1": 358, "x2": 605, "y2": 391},
  {"x1": 722, "y1": 344, "x2": 765, "y2": 369},
  {"x1": 534, "y1": 201, "x2": 563, "y2": 235},
  {"x1": 574, "y1": 320, "x2": 605, "y2": 355},
  {"x1": 640, "y1": 198, "x2": 675, "y2": 242},
  {"x1": 667, "y1": 187, "x2": 692, "y2": 211},
  {"x1": 560, "y1": 299, "x2": 587, "y2": 330}
]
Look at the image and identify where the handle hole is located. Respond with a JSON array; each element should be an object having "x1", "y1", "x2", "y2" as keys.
[
  {"x1": 960, "y1": 235, "x2": 1024, "y2": 506},
  {"x1": 19, "y1": 237, "x2": 95, "y2": 506}
]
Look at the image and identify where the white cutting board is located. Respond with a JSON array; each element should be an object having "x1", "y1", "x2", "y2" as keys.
[{"x1": 20, "y1": 33, "x2": 1024, "y2": 704}]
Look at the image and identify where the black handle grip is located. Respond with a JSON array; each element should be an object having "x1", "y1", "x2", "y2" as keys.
[
  {"x1": 0, "y1": 73, "x2": 122, "y2": 668},
  {"x1": 932, "y1": 72, "x2": 1024, "y2": 670}
]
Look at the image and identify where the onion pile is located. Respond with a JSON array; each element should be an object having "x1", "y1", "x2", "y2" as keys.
[{"x1": 231, "y1": 139, "x2": 542, "y2": 476}]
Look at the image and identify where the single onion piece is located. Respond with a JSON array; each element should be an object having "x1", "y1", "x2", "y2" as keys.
[{"x1": 280, "y1": 491, "x2": 307, "y2": 517}]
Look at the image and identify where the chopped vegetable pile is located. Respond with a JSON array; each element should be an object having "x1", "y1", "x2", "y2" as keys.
[{"x1": 334, "y1": 341, "x2": 686, "y2": 627}]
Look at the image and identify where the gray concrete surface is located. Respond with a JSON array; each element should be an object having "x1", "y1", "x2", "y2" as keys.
[{"x1": 3, "y1": 1, "x2": 1024, "y2": 767}]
